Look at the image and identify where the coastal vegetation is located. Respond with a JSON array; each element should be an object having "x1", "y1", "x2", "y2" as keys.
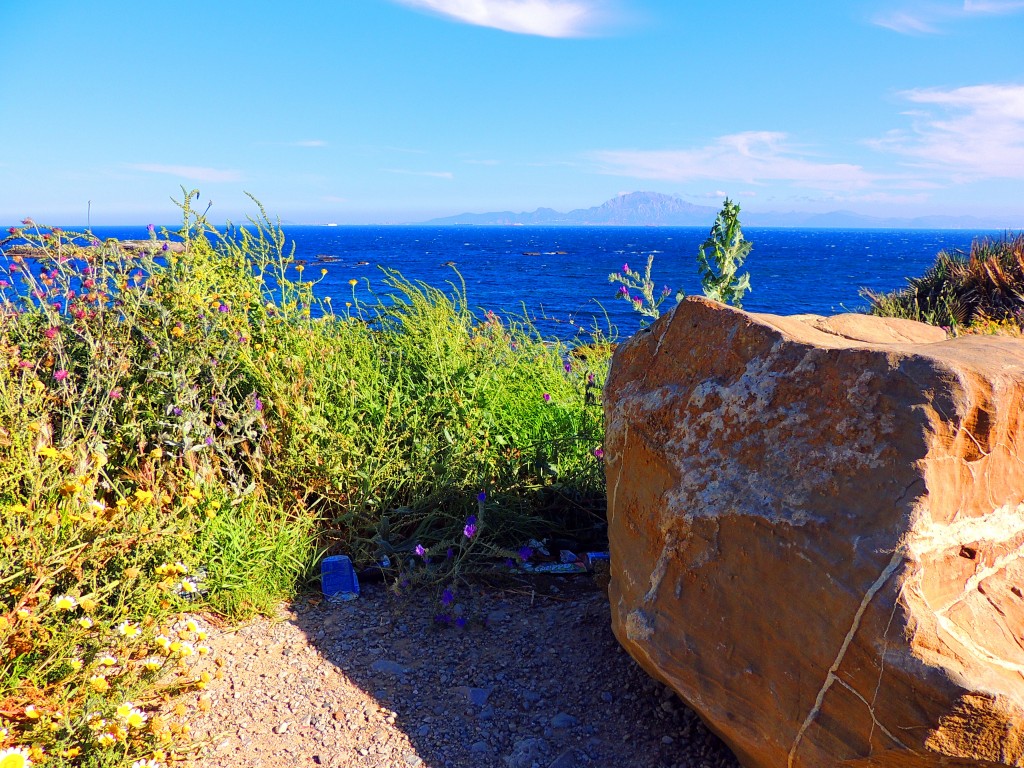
[
  {"x1": 864, "y1": 233, "x2": 1024, "y2": 332},
  {"x1": 610, "y1": 197, "x2": 752, "y2": 321},
  {"x1": 0, "y1": 193, "x2": 608, "y2": 767}
]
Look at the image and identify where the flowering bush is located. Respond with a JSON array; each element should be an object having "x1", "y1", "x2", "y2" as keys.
[{"x1": 0, "y1": 192, "x2": 611, "y2": 766}]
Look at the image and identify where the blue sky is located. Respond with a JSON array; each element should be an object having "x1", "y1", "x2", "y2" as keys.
[{"x1": 1, "y1": 0, "x2": 1023, "y2": 224}]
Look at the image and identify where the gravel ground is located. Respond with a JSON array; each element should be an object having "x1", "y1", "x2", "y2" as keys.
[{"x1": 183, "y1": 577, "x2": 741, "y2": 768}]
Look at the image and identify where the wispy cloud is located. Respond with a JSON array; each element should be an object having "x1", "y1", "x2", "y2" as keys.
[
  {"x1": 869, "y1": 84, "x2": 1024, "y2": 179},
  {"x1": 591, "y1": 132, "x2": 875, "y2": 190},
  {"x1": 384, "y1": 169, "x2": 455, "y2": 179},
  {"x1": 389, "y1": 0, "x2": 612, "y2": 37},
  {"x1": 872, "y1": 0, "x2": 1024, "y2": 34},
  {"x1": 964, "y1": 0, "x2": 1024, "y2": 12},
  {"x1": 871, "y1": 10, "x2": 941, "y2": 34},
  {"x1": 127, "y1": 163, "x2": 242, "y2": 182}
]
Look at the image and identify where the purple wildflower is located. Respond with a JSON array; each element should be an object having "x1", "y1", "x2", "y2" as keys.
[
  {"x1": 477, "y1": 491, "x2": 486, "y2": 502},
  {"x1": 441, "y1": 588, "x2": 454, "y2": 606},
  {"x1": 205, "y1": 436, "x2": 214, "y2": 446},
  {"x1": 594, "y1": 447, "x2": 605, "y2": 459},
  {"x1": 218, "y1": 303, "x2": 229, "y2": 313},
  {"x1": 563, "y1": 361, "x2": 571, "y2": 373},
  {"x1": 455, "y1": 616, "x2": 467, "y2": 628},
  {"x1": 542, "y1": 393, "x2": 551, "y2": 403},
  {"x1": 464, "y1": 521, "x2": 477, "y2": 539},
  {"x1": 172, "y1": 406, "x2": 183, "y2": 416},
  {"x1": 446, "y1": 547, "x2": 454, "y2": 560},
  {"x1": 414, "y1": 544, "x2": 426, "y2": 558},
  {"x1": 254, "y1": 394, "x2": 263, "y2": 412},
  {"x1": 622, "y1": 263, "x2": 629, "y2": 273},
  {"x1": 618, "y1": 285, "x2": 629, "y2": 296},
  {"x1": 162, "y1": 243, "x2": 169, "y2": 252},
  {"x1": 53, "y1": 369, "x2": 68, "y2": 381},
  {"x1": 517, "y1": 546, "x2": 533, "y2": 561},
  {"x1": 147, "y1": 224, "x2": 155, "y2": 233}
]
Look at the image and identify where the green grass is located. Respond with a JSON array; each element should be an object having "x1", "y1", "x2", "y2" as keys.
[{"x1": 0, "y1": 193, "x2": 611, "y2": 766}]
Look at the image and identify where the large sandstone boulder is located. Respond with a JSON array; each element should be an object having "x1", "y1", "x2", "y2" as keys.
[{"x1": 605, "y1": 297, "x2": 1024, "y2": 768}]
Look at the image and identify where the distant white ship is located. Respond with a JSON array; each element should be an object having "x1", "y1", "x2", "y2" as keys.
[{"x1": 326, "y1": 223, "x2": 338, "y2": 227}]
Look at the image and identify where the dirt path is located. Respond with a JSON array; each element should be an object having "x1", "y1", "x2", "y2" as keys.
[{"x1": 183, "y1": 578, "x2": 740, "y2": 768}]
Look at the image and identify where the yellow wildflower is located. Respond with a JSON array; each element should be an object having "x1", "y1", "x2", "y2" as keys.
[
  {"x1": 170, "y1": 325, "x2": 185, "y2": 338},
  {"x1": 96, "y1": 732, "x2": 115, "y2": 747},
  {"x1": 116, "y1": 621, "x2": 141, "y2": 638},
  {"x1": 125, "y1": 709, "x2": 147, "y2": 729},
  {"x1": 77, "y1": 617, "x2": 94, "y2": 630},
  {"x1": 51, "y1": 594, "x2": 77, "y2": 611},
  {"x1": 24, "y1": 705, "x2": 40, "y2": 719},
  {"x1": 97, "y1": 654, "x2": 117, "y2": 667},
  {"x1": 37, "y1": 446, "x2": 59, "y2": 459},
  {"x1": 88, "y1": 676, "x2": 109, "y2": 693},
  {"x1": 0, "y1": 746, "x2": 31, "y2": 768}
]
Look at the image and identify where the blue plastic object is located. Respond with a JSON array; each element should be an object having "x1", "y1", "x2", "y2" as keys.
[{"x1": 321, "y1": 555, "x2": 360, "y2": 600}]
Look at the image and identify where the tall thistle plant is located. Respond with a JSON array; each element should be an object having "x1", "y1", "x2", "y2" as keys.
[
  {"x1": 609, "y1": 197, "x2": 753, "y2": 324},
  {"x1": 697, "y1": 198, "x2": 751, "y2": 307}
]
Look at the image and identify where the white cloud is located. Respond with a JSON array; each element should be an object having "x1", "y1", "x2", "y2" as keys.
[
  {"x1": 591, "y1": 132, "x2": 875, "y2": 190},
  {"x1": 869, "y1": 84, "x2": 1024, "y2": 179},
  {"x1": 872, "y1": 0, "x2": 1024, "y2": 34},
  {"x1": 964, "y1": 0, "x2": 1024, "y2": 12},
  {"x1": 127, "y1": 163, "x2": 242, "y2": 182},
  {"x1": 870, "y1": 11, "x2": 941, "y2": 34},
  {"x1": 389, "y1": 0, "x2": 609, "y2": 37},
  {"x1": 384, "y1": 169, "x2": 455, "y2": 179}
]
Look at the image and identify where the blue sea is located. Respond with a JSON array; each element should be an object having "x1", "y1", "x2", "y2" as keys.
[{"x1": 23, "y1": 225, "x2": 1004, "y2": 340}]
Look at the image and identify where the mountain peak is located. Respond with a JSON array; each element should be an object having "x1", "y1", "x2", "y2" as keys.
[{"x1": 423, "y1": 192, "x2": 717, "y2": 226}]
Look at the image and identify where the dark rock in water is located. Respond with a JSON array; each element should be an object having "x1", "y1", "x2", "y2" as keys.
[{"x1": 606, "y1": 296, "x2": 1024, "y2": 768}]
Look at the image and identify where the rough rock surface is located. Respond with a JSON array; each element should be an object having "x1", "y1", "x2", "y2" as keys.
[{"x1": 604, "y1": 297, "x2": 1024, "y2": 768}]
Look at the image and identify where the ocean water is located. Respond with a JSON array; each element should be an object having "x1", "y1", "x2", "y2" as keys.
[{"x1": 27, "y1": 225, "x2": 1002, "y2": 340}]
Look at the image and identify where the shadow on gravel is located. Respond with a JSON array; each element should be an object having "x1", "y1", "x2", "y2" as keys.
[{"x1": 289, "y1": 576, "x2": 741, "y2": 768}]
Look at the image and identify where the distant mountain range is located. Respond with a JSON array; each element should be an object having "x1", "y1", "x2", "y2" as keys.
[{"x1": 422, "y1": 192, "x2": 1020, "y2": 230}]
